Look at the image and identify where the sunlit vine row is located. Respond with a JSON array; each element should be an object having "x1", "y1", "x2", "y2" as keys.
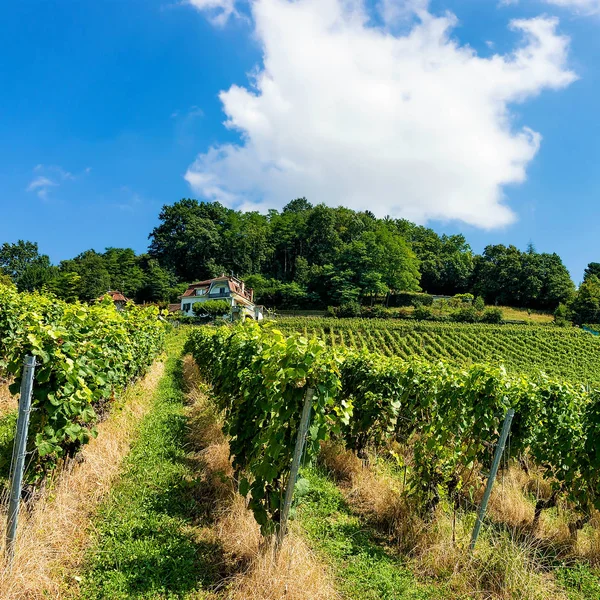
[
  {"x1": 0, "y1": 283, "x2": 167, "y2": 478},
  {"x1": 188, "y1": 322, "x2": 600, "y2": 534},
  {"x1": 277, "y1": 318, "x2": 600, "y2": 387}
]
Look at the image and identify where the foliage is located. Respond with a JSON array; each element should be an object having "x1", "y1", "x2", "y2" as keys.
[
  {"x1": 185, "y1": 324, "x2": 347, "y2": 535},
  {"x1": 337, "y1": 301, "x2": 363, "y2": 318},
  {"x1": 480, "y1": 307, "x2": 504, "y2": 323},
  {"x1": 5, "y1": 201, "x2": 588, "y2": 313},
  {"x1": 570, "y1": 276, "x2": 600, "y2": 325},
  {"x1": 413, "y1": 304, "x2": 433, "y2": 320},
  {"x1": 0, "y1": 240, "x2": 54, "y2": 292},
  {"x1": 391, "y1": 292, "x2": 434, "y2": 307},
  {"x1": 471, "y1": 244, "x2": 574, "y2": 310},
  {"x1": 0, "y1": 284, "x2": 166, "y2": 478},
  {"x1": 56, "y1": 248, "x2": 180, "y2": 304},
  {"x1": 191, "y1": 299, "x2": 230, "y2": 318},
  {"x1": 583, "y1": 263, "x2": 600, "y2": 282},
  {"x1": 149, "y1": 199, "x2": 421, "y2": 307},
  {"x1": 188, "y1": 323, "x2": 600, "y2": 525},
  {"x1": 277, "y1": 317, "x2": 600, "y2": 387}
]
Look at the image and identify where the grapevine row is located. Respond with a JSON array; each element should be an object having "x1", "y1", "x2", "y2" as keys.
[
  {"x1": 0, "y1": 284, "x2": 167, "y2": 478},
  {"x1": 186, "y1": 323, "x2": 600, "y2": 535},
  {"x1": 277, "y1": 318, "x2": 600, "y2": 388}
]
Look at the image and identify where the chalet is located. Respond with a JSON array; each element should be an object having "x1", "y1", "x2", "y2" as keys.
[
  {"x1": 180, "y1": 274, "x2": 264, "y2": 321},
  {"x1": 99, "y1": 290, "x2": 131, "y2": 310}
]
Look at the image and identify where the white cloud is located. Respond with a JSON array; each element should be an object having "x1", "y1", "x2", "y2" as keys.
[
  {"x1": 185, "y1": 0, "x2": 576, "y2": 229},
  {"x1": 26, "y1": 164, "x2": 85, "y2": 200},
  {"x1": 26, "y1": 176, "x2": 58, "y2": 200},
  {"x1": 502, "y1": 0, "x2": 600, "y2": 14},
  {"x1": 378, "y1": 0, "x2": 429, "y2": 25},
  {"x1": 545, "y1": 0, "x2": 600, "y2": 13},
  {"x1": 188, "y1": 0, "x2": 238, "y2": 25}
]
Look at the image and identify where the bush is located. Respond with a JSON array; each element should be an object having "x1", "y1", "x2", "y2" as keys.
[
  {"x1": 414, "y1": 305, "x2": 433, "y2": 320},
  {"x1": 325, "y1": 305, "x2": 339, "y2": 318},
  {"x1": 338, "y1": 301, "x2": 363, "y2": 318},
  {"x1": 474, "y1": 296, "x2": 485, "y2": 311},
  {"x1": 455, "y1": 293, "x2": 475, "y2": 304},
  {"x1": 369, "y1": 305, "x2": 393, "y2": 319},
  {"x1": 389, "y1": 292, "x2": 433, "y2": 307},
  {"x1": 451, "y1": 306, "x2": 479, "y2": 323},
  {"x1": 192, "y1": 299, "x2": 231, "y2": 318},
  {"x1": 480, "y1": 307, "x2": 504, "y2": 324}
]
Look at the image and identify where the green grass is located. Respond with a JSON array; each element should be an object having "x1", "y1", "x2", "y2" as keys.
[
  {"x1": 298, "y1": 466, "x2": 446, "y2": 600},
  {"x1": 79, "y1": 330, "x2": 222, "y2": 599},
  {"x1": 557, "y1": 564, "x2": 600, "y2": 600}
]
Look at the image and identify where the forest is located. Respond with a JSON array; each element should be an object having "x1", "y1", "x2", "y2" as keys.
[{"x1": 1, "y1": 197, "x2": 599, "y2": 321}]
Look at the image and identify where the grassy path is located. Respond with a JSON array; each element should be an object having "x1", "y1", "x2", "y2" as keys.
[
  {"x1": 79, "y1": 334, "x2": 448, "y2": 599},
  {"x1": 80, "y1": 331, "x2": 222, "y2": 599}
]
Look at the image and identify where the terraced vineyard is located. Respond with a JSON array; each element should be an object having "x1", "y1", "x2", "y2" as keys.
[{"x1": 276, "y1": 317, "x2": 600, "y2": 387}]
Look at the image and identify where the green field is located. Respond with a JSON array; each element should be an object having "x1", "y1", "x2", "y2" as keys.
[{"x1": 276, "y1": 317, "x2": 600, "y2": 387}]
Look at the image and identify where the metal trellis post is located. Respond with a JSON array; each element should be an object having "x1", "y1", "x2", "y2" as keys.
[
  {"x1": 470, "y1": 408, "x2": 515, "y2": 551},
  {"x1": 5, "y1": 355, "x2": 36, "y2": 564},
  {"x1": 276, "y1": 387, "x2": 314, "y2": 550}
]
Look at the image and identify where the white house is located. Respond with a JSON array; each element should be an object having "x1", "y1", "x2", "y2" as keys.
[{"x1": 180, "y1": 274, "x2": 264, "y2": 320}]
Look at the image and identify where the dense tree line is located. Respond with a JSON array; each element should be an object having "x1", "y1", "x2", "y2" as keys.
[
  {"x1": 0, "y1": 242, "x2": 184, "y2": 304},
  {"x1": 0, "y1": 197, "x2": 586, "y2": 316}
]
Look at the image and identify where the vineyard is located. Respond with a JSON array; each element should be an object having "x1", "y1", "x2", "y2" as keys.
[
  {"x1": 186, "y1": 323, "x2": 600, "y2": 535},
  {"x1": 0, "y1": 284, "x2": 167, "y2": 479},
  {"x1": 277, "y1": 317, "x2": 600, "y2": 387}
]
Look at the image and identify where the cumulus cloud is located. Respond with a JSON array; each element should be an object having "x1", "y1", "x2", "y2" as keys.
[
  {"x1": 187, "y1": 0, "x2": 238, "y2": 25},
  {"x1": 185, "y1": 0, "x2": 576, "y2": 228}
]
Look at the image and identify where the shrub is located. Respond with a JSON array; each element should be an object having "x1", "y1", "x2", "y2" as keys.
[
  {"x1": 481, "y1": 307, "x2": 504, "y2": 324},
  {"x1": 325, "y1": 305, "x2": 339, "y2": 318},
  {"x1": 370, "y1": 305, "x2": 393, "y2": 319},
  {"x1": 474, "y1": 296, "x2": 485, "y2": 311},
  {"x1": 193, "y1": 300, "x2": 231, "y2": 318},
  {"x1": 451, "y1": 306, "x2": 479, "y2": 323},
  {"x1": 455, "y1": 293, "x2": 475, "y2": 304},
  {"x1": 338, "y1": 301, "x2": 363, "y2": 318},
  {"x1": 414, "y1": 305, "x2": 433, "y2": 320},
  {"x1": 389, "y1": 292, "x2": 433, "y2": 307}
]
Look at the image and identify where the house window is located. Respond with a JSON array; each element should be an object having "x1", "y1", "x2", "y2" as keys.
[
  {"x1": 183, "y1": 303, "x2": 191, "y2": 312},
  {"x1": 219, "y1": 287, "x2": 226, "y2": 294},
  {"x1": 196, "y1": 289, "x2": 206, "y2": 296}
]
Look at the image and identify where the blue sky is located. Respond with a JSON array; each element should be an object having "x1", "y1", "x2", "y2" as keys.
[{"x1": 0, "y1": 0, "x2": 598, "y2": 283}]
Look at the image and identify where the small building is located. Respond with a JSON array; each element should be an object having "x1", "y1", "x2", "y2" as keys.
[
  {"x1": 99, "y1": 290, "x2": 131, "y2": 310},
  {"x1": 180, "y1": 274, "x2": 264, "y2": 320}
]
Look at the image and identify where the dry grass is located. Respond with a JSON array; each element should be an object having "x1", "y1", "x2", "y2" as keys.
[
  {"x1": 0, "y1": 359, "x2": 166, "y2": 600},
  {"x1": 181, "y1": 357, "x2": 340, "y2": 600},
  {"x1": 0, "y1": 379, "x2": 16, "y2": 416},
  {"x1": 487, "y1": 466, "x2": 535, "y2": 528},
  {"x1": 319, "y1": 441, "x2": 574, "y2": 599},
  {"x1": 319, "y1": 441, "x2": 427, "y2": 553},
  {"x1": 498, "y1": 306, "x2": 554, "y2": 324}
]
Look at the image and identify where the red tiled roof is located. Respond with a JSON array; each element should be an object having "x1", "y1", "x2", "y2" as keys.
[
  {"x1": 167, "y1": 303, "x2": 181, "y2": 313},
  {"x1": 100, "y1": 290, "x2": 131, "y2": 303},
  {"x1": 182, "y1": 285, "x2": 209, "y2": 298}
]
